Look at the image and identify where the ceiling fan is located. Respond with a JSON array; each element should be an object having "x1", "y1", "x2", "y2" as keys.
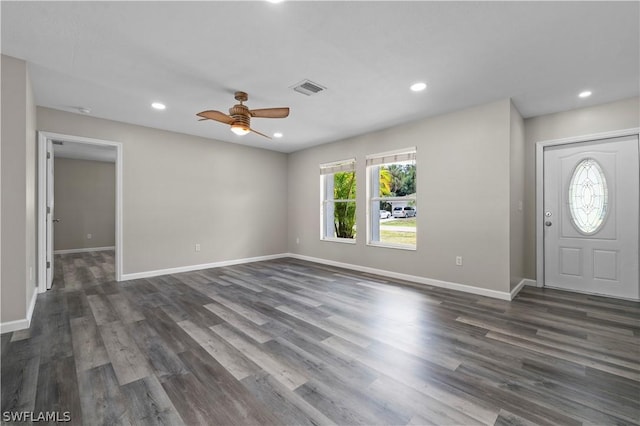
[{"x1": 196, "y1": 91, "x2": 289, "y2": 139}]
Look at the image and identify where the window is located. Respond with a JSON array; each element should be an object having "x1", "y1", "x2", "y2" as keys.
[
  {"x1": 320, "y1": 159, "x2": 356, "y2": 242},
  {"x1": 569, "y1": 158, "x2": 608, "y2": 234},
  {"x1": 367, "y1": 148, "x2": 416, "y2": 249}
]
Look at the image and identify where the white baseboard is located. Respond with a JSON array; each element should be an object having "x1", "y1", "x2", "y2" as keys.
[
  {"x1": 0, "y1": 288, "x2": 38, "y2": 334},
  {"x1": 102, "y1": 250, "x2": 526, "y2": 302},
  {"x1": 287, "y1": 253, "x2": 514, "y2": 301},
  {"x1": 121, "y1": 253, "x2": 289, "y2": 281},
  {"x1": 509, "y1": 278, "x2": 535, "y2": 300},
  {"x1": 54, "y1": 246, "x2": 115, "y2": 254}
]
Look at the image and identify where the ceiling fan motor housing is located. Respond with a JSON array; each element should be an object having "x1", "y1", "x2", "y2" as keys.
[{"x1": 229, "y1": 104, "x2": 251, "y2": 128}]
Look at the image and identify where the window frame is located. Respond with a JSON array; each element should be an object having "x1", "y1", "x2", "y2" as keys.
[
  {"x1": 320, "y1": 158, "x2": 357, "y2": 243},
  {"x1": 366, "y1": 148, "x2": 417, "y2": 250}
]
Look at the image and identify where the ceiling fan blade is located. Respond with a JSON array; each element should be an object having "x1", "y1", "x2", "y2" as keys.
[
  {"x1": 196, "y1": 110, "x2": 234, "y2": 124},
  {"x1": 250, "y1": 127, "x2": 272, "y2": 139},
  {"x1": 250, "y1": 107, "x2": 290, "y2": 119}
]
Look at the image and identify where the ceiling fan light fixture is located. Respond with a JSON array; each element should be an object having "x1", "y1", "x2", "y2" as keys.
[{"x1": 231, "y1": 123, "x2": 250, "y2": 136}]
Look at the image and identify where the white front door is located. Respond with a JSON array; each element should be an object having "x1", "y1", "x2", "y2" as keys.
[{"x1": 543, "y1": 135, "x2": 639, "y2": 300}]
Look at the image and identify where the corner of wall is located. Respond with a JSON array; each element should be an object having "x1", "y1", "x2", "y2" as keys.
[
  {"x1": 509, "y1": 100, "x2": 526, "y2": 291},
  {"x1": 25, "y1": 62, "x2": 38, "y2": 311}
]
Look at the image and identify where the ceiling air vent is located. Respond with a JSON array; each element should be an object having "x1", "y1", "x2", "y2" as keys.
[{"x1": 291, "y1": 79, "x2": 326, "y2": 96}]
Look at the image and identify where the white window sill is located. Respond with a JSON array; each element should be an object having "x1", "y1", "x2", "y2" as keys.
[
  {"x1": 321, "y1": 238, "x2": 357, "y2": 245},
  {"x1": 367, "y1": 241, "x2": 416, "y2": 251}
]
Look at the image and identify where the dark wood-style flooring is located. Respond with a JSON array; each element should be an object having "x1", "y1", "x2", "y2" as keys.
[{"x1": 1, "y1": 250, "x2": 639, "y2": 425}]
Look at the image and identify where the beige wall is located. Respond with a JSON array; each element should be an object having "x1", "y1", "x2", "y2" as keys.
[
  {"x1": 523, "y1": 97, "x2": 640, "y2": 280},
  {"x1": 37, "y1": 107, "x2": 288, "y2": 275},
  {"x1": 54, "y1": 158, "x2": 116, "y2": 251},
  {"x1": 1, "y1": 55, "x2": 37, "y2": 324},
  {"x1": 288, "y1": 99, "x2": 513, "y2": 293},
  {"x1": 509, "y1": 101, "x2": 525, "y2": 289}
]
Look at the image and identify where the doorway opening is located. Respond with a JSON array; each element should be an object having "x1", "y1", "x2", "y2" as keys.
[
  {"x1": 535, "y1": 128, "x2": 639, "y2": 300},
  {"x1": 37, "y1": 132, "x2": 123, "y2": 292}
]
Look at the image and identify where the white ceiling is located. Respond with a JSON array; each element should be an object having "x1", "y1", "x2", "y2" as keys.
[{"x1": 2, "y1": 1, "x2": 638, "y2": 153}]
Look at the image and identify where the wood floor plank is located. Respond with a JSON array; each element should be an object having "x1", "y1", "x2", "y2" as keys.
[
  {"x1": 127, "y1": 319, "x2": 189, "y2": 381},
  {"x1": 211, "y1": 323, "x2": 309, "y2": 390},
  {"x1": 107, "y1": 293, "x2": 145, "y2": 323},
  {"x1": 161, "y1": 372, "x2": 232, "y2": 425},
  {"x1": 250, "y1": 301, "x2": 333, "y2": 342},
  {"x1": 298, "y1": 374, "x2": 412, "y2": 425},
  {"x1": 219, "y1": 274, "x2": 265, "y2": 292},
  {"x1": 0, "y1": 338, "x2": 41, "y2": 414},
  {"x1": 278, "y1": 330, "x2": 379, "y2": 389},
  {"x1": 87, "y1": 293, "x2": 119, "y2": 325},
  {"x1": 77, "y1": 363, "x2": 133, "y2": 425},
  {"x1": 139, "y1": 306, "x2": 196, "y2": 354},
  {"x1": 457, "y1": 358, "x2": 638, "y2": 425},
  {"x1": 322, "y1": 335, "x2": 502, "y2": 425},
  {"x1": 241, "y1": 372, "x2": 337, "y2": 426},
  {"x1": 367, "y1": 376, "x2": 484, "y2": 426},
  {"x1": 177, "y1": 319, "x2": 261, "y2": 380},
  {"x1": 34, "y1": 356, "x2": 82, "y2": 425},
  {"x1": 98, "y1": 321, "x2": 153, "y2": 385},
  {"x1": 487, "y1": 331, "x2": 640, "y2": 380},
  {"x1": 0, "y1": 331, "x2": 11, "y2": 359},
  {"x1": 66, "y1": 290, "x2": 92, "y2": 319},
  {"x1": 70, "y1": 316, "x2": 110, "y2": 372},
  {"x1": 493, "y1": 409, "x2": 541, "y2": 426},
  {"x1": 120, "y1": 375, "x2": 185, "y2": 425},
  {"x1": 203, "y1": 301, "x2": 273, "y2": 343},
  {"x1": 277, "y1": 304, "x2": 372, "y2": 348},
  {"x1": 178, "y1": 349, "x2": 282, "y2": 426},
  {"x1": 208, "y1": 293, "x2": 272, "y2": 325}
]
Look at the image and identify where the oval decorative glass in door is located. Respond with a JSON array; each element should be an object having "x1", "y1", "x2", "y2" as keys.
[{"x1": 568, "y1": 158, "x2": 609, "y2": 234}]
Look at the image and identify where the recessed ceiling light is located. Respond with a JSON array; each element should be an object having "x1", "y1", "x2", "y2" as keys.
[
  {"x1": 273, "y1": 132, "x2": 283, "y2": 138},
  {"x1": 78, "y1": 107, "x2": 91, "y2": 114},
  {"x1": 578, "y1": 91, "x2": 592, "y2": 98},
  {"x1": 151, "y1": 102, "x2": 166, "y2": 110},
  {"x1": 266, "y1": 0, "x2": 284, "y2": 3},
  {"x1": 410, "y1": 82, "x2": 427, "y2": 92}
]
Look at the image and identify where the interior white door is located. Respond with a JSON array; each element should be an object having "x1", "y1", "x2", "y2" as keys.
[
  {"x1": 543, "y1": 135, "x2": 639, "y2": 300},
  {"x1": 46, "y1": 139, "x2": 54, "y2": 289}
]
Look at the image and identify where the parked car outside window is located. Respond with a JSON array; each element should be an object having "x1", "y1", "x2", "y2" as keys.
[
  {"x1": 392, "y1": 206, "x2": 416, "y2": 218},
  {"x1": 379, "y1": 210, "x2": 392, "y2": 219}
]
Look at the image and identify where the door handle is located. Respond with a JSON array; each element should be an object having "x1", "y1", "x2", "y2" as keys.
[
  {"x1": 545, "y1": 221, "x2": 552, "y2": 227},
  {"x1": 53, "y1": 219, "x2": 61, "y2": 223}
]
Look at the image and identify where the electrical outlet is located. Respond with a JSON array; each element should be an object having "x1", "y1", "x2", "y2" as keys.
[
  {"x1": 456, "y1": 256, "x2": 463, "y2": 266},
  {"x1": 87, "y1": 233, "x2": 92, "y2": 239},
  {"x1": 195, "y1": 243, "x2": 201, "y2": 252}
]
